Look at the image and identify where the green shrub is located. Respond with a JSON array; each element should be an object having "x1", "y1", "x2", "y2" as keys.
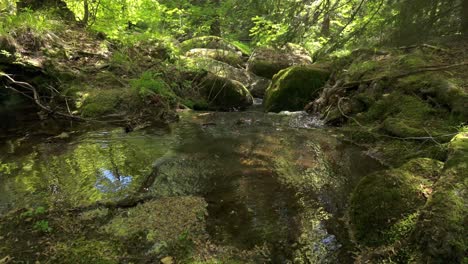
[{"x1": 130, "y1": 71, "x2": 176, "y2": 100}]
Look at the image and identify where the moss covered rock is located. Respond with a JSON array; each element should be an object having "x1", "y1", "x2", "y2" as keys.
[
  {"x1": 397, "y1": 74, "x2": 468, "y2": 120},
  {"x1": 412, "y1": 130, "x2": 468, "y2": 263},
  {"x1": 186, "y1": 48, "x2": 243, "y2": 68},
  {"x1": 197, "y1": 72, "x2": 253, "y2": 110},
  {"x1": 247, "y1": 44, "x2": 312, "y2": 79},
  {"x1": 80, "y1": 89, "x2": 133, "y2": 118},
  {"x1": 263, "y1": 65, "x2": 330, "y2": 112},
  {"x1": 189, "y1": 58, "x2": 270, "y2": 98},
  {"x1": 349, "y1": 162, "x2": 431, "y2": 246}
]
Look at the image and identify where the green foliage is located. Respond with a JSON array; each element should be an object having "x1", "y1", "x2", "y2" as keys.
[
  {"x1": 250, "y1": 16, "x2": 288, "y2": 46},
  {"x1": 130, "y1": 71, "x2": 176, "y2": 100},
  {"x1": 34, "y1": 220, "x2": 53, "y2": 233},
  {"x1": 0, "y1": 9, "x2": 62, "y2": 36}
]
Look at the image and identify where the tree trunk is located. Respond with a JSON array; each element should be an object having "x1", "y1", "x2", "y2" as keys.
[
  {"x1": 209, "y1": 0, "x2": 221, "y2": 36},
  {"x1": 462, "y1": 0, "x2": 468, "y2": 36},
  {"x1": 82, "y1": 0, "x2": 89, "y2": 26},
  {"x1": 320, "y1": 0, "x2": 331, "y2": 37}
]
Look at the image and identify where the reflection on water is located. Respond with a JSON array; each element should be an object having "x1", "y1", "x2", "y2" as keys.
[{"x1": 0, "y1": 110, "x2": 382, "y2": 262}]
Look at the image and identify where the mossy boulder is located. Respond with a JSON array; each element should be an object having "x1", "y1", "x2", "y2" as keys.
[
  {"x1": 397, "y1": 74, "x2": 468, "y2": 120},
  {"x1": 80, "y1": 89, "x2": 133, "y2": 118},
  {"x1": 412, "y1": 130, "x2": 468, "y2": 263},
  {"x1": 263, "y1": 65, "x2": 330, "y2": 112},
  {"x1": 188, "y1": 58, "x2": 270, "y2": 97},
  {"x1": 180, "y1": 36, "x2": 247, "y2": 56},
  {"x1": 103, "y1": 197, "x2": 207, "y2": 245},
  {"x1": 247, "y1": 44, "x2": 312, "y2": 79},
  {"x1": 186, "y1": 48, "x2": 244, "y2": 68},
  {"x1": 349, "y1": 161, "x2": 432, "y2": 246},
  {"x1": 197, "y1": 72, "x2": 253, "y2": 110},
  {"x1": 400, "y1": 158, "x2": 444, "y2": 181}
]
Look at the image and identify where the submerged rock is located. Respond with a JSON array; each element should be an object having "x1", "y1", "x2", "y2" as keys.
[
  {"x1": 247, "y1": 44, "x2": 312, "y2": 79},
  {"x1": 264, "y1": 65, "x2": 330, "y2": 112}
]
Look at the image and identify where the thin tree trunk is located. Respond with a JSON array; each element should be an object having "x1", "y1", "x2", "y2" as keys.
[
  {"x1": 462, "y1": 0, "x2": 468, "y2": 36},
  {"x1": 82, "y1": 0, "x2": 89, "y2": 26},
  {"x1": 210, "y1": 0, "x2": 221, "y2": 36}
]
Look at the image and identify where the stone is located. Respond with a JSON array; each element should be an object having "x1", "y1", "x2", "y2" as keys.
[
  {"x1": 264, "y1": 65, "x2": 330, "y2": 112},
  {"x1": 247, "y1": 43, "x2": 312, "y2": 79}
]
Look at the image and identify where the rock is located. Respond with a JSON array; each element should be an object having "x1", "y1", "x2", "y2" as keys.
[
  {"x1": 197, "y1": 72, "x2": 253, "y2": 110},
  {"x1": 412, "y1": 130, "x2": 468, "y2": 263},
  {"x1": 53, "y1": 132, "x2": 70, "y2": 140},
  {"x1": 247, "y1": 43, "x2": 312, "y2": 79},
  {"x1": 397, "y1": 75, "x2": 468, "y2": 120},
  {"x1": 180, "y1": 36, "x2": 248, "y2": 55},
  {"x1": 349, "y1": 162, "x2": 430, "y2": 246},
  {"x1": 186, "y1": 48, "x2": 244, "y2": 67},
  {"x1": 264, "y1": 65, "x2": 330, "y2": 112},
  {"x1": 161, "y1": 256, "x2": 174, "y2": 264},
  {"x1": 189, "y1": 58, "x2": 270, "y2": 97}
]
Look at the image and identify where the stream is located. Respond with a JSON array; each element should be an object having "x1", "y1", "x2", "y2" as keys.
[{"x1": 0, "y1": 104, "x2": 382, "y2": 263}]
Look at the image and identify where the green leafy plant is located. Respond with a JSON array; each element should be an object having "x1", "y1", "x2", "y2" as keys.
[
  {"x1": 34, "y1": 220, "x2": 53, "y2": 233},
  {"x1": 130, "y1": 71, "x2": 176, "y2": 99}
]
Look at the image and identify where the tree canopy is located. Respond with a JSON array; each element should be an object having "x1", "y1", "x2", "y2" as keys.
[{"x1": 2, "y1": 0, "x2": 467, "y2": 56}]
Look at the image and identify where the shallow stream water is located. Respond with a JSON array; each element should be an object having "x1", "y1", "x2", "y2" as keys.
[{"x1": 0, "y1": 107, "x2": 382, "y2": 263}]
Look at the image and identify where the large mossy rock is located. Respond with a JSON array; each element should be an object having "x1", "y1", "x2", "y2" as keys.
[
  {"x1": 186, "y1": 48, "x2": 244, "y2": 68},
  {"x1": 247, "y1": 44, "x2": 312, "y2": 79},
  {"x1": 180, "y1": 36, "x2": 248, "y2": 56},
  {"x1": 349, "y1": 158, "x2": 443, "y2": 246},
  {"x1": 412, "y1": 130, "x2": 468, "y2": 263},
  {"x1": 189, "y1": 58, "x2": 270, "y2": 97},
  {"x1": 397, "y1": 74, "x2": 468, "y2": 121},
  {"x1": 263, "y1": 65, "x2": 330, "y2": 112},
  {"x1": 196, "y1": 72, "x2": 253, "y2": 110}
]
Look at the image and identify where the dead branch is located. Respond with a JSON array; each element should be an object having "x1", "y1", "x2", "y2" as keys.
[{"x1": 0, "y1": 72, "x2": 129, "y2": 124}]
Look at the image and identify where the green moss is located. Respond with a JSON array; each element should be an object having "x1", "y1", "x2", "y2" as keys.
[
  {"x1": 346, "y1": 60, "x2": 379, "y2": 80},
  {"x1": 264, "y1": 65, "x2": 330, "y2": 112},
  {"x1": 52, "y1": 239, "x2": 119, "y2": 264},
  {"x1": 350, "y1": 167, "x2": 428, "y2": 246},
  {"x1": 358, "y1": 92, "x2": 456, "y2": 141},
  {"x1": 103, "y1": 197, "x2": 207, "y2": 244},
  {"x1": 397, "y1": 74, "x2": 468, "y2": 120},
  {"x1": 400, "y1": 158, "x2": 444, "y2": 181},
  {"x1": 80, "y1": 89, "x2": 131, "y2": 118},
  {"x1": 385, "y1": 212, "x2": 419, "y2": 244},
  {"x1": 411, "y1": 131, "x2": 467, "y2": 263},
  {"x1": 248, "y1": 60, "x2": 290, "y2": 79}
]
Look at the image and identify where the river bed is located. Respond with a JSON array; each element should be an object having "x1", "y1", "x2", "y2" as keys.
[{"x1": 0, "y1": 108, "x2": 382, "y2": 263}]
